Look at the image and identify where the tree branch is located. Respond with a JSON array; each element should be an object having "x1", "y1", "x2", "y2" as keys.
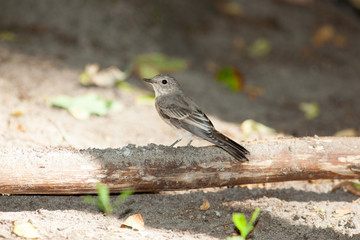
[{"x1": 1, "y1": 137, "x2": 359, "y2": 194}]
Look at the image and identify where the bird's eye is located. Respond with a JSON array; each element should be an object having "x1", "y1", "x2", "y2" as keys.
[{"x1": 162, "y1": 80, "x2": 167, "y2": 84}]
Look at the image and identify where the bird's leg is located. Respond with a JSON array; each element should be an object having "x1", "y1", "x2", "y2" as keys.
[
  {"x1": 170, "y1": 137, "x2": 182, "y2": 147},
  {"x1": 186, "y1": 140, "x2": 193, "y2": 146}
]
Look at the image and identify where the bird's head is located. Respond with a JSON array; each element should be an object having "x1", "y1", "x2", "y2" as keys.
[{"x1": 143, "y1": 74, "x2": 182, "y2": 97}]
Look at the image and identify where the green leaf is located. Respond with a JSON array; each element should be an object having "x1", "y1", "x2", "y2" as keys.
[
  {"x1": 0, "y1": 31, "x2": 16, "y2": 42},
  {"x1": 49, "y1": 93, "x2": 122, "y2": 119},
  {"x1": 354, "y1": 182, "x2": 360, "y2": 190},
  {"x1": 248, "y1": 38, "x2": 271, "y2": 57},
  {"x1": 135, "y1": 94, "x2": 155, "y2": 105},
  {"x1": 83, "y1": 195, "x2": 109, "y2": 214},
  {"x1": 226, "y1": 236, "x2": 243, "y2": 240},
  {"x1": 117, "y1": 81, "x2": 138, "y2": 91},
  {"x1": 83, "y1": 196, "x2": 98, "y2": 205},
  {"x1": 114, "y1": 189, "x2": 133, "y2": 208},
  {"x1": 97, "y1": 183, "x2": 110, "y2": 205},
  {"x1": 233, "y1": 213, "x2": 250, "y2": 236},
  {"x1": 299, "y1": 101, "x2": 320, "y2": 120},
  {"x1": 216, "y1": 66, "x2": 245, "y2": 92},
  {"x1": 134, "y1": 53, "x2": 188, "y2": 79},
  {"x1": 232, "y1": 208, "x2": 260, "y2": 239},
  {"x1": 96, "y1": 183, "x2": 112, "y2": 215},
  {"x1": 249, "y1": 208, "x2": 261, "y2": 226},
  {"x1": 84, "y1": 183, "x2": 132, "y2": 216},
  {"x1": 80, "y1": 71, "x2": 91, "y2": 85},
  {"x1": 138, "y1": 64, "x2": 160, "y2": 79}
]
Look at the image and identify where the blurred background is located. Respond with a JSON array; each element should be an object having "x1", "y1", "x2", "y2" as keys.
[{"x1": 0, "y1": 0, "x2": 359, "y2": 148}]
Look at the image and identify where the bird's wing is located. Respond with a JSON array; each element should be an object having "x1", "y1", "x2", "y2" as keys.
[
  {"x1": 159, "y1": 103, "x2": 190, "y2": 120},
  {"x1": 157, "y1": 95, "x2": 214, "y2": 133},
  {"x1": 157, "y1": 94, "x2": 249, "y2": 161},
  {"x1": 182, "y1": 109, "x2": 214, "y2": 132}
]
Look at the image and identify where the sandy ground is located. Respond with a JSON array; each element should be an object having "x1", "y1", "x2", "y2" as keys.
[{"x1": 0, "y1": 0, "x2": 359, "y2": 239}]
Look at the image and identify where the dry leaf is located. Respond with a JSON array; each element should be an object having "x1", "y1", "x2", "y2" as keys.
[
  {"x1": 312, "y1": 25, "x2": 347, "y2": 48},
  {"x1": 312, "y1": 25, "x2": 335, "y2": 47},
  {"x1": 217, "y1": 1, "x2": 243, "y2": 17},
  {"x1": 80, "y1": 63, "x2": 126, "y2": 87},
  {"x1": 332, "y1": 181, "x2": 360, "y2": 196},
  {"x1": 240, "y1": 119, "x2": 276, "y2": 136},
  {"x1": 17, "y1": 124, "x2": 26, "y2": 132},
  {"x1": 334, "y1": 128, "x2": 358, "y2": 137},
  {"x1": 199, "y1": 199, "x2": 210, "y2": 211},
  {"x1": 121, "y1": 214, "x2": 145, "y2": 231},
  {"x1": 11, "y1": 109, "x2": 25, "y2": 117},
  {"x1": 334, "y1": 206, "x2": 352, "y2": 217},
  {"x1": 107, "y1": 225, "x2": 123, "y2": 233},
  {"x1": 13, "y1": 222, "x2": 40, "y2": 239}
]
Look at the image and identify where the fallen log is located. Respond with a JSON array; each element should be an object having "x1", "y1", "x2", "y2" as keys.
[{"x1": 0, "y1": 137, "x2": 359, "y2": 194}]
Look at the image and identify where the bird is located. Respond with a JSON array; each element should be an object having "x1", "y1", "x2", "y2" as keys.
[{"x1": 143, "y1": 74, "x2": 250, "y2": 161}]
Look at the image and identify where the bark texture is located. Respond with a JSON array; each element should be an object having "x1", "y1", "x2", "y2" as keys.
[{"x1": 1, "y1": 137, "x2": 359, "y2": 194}]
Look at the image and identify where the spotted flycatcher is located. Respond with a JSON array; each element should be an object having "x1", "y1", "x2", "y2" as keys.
[{"x1": 144, "y1": 74, "x2": 249, "y2": 161}]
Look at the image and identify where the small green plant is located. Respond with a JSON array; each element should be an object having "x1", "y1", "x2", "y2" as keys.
[
  {"x1": 227, "y1": 208, "x2": 261, "y2": 240},
  {"x1": 84, "y1": 182, "x2": 132, "y2": 215},
  {"x1": 49, "y1": 93, "x2": 122, "y2": 120}
]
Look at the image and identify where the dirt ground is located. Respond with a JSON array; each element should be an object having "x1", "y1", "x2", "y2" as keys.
[{"x1": 0, "y1": 0, "x2": 360, "y2": 239}]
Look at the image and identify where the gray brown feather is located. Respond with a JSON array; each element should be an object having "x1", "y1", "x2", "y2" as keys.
[{"x1": 156, "y1": 94, "x2": 249, "y2": 161}]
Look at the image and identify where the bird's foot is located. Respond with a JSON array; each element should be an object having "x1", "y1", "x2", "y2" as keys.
[
  {"x1": 186, "y1": 140, "x2": 193, "y2": 146},
  {"x1": 170, "y1": 138, "x2": 182, "y2": 147}
]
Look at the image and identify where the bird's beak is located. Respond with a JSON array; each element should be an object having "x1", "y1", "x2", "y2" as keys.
[{"x1": 143, "y1": 78, "x2": 153, "y2": 84}]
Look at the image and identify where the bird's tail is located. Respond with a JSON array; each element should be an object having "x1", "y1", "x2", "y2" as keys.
[{"x1": 212, "y1": 130, "x2": 250, "y2": 161}]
